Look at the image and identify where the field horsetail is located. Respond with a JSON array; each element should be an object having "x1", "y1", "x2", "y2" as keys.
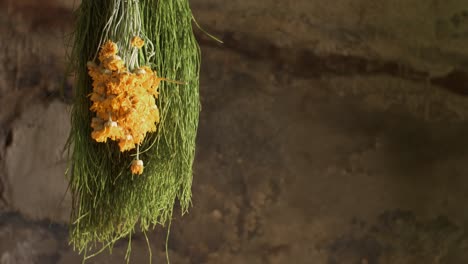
[{"x1": 66, "y1": 0, "x2": 201, "y2": 261}]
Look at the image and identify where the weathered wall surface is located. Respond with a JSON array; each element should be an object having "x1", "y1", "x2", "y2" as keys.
[
  {"x1": 195, "y1": 0, "x2": 468, "y2": 70},
  {"x1": 1, "y1": 0, "x2": 468, "y2": 263}
]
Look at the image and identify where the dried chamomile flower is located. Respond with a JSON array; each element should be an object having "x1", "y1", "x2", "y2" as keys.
[
  {"x1": 130, "y1": 159, "x2": 144, "y2": 175},
  {"x1": 131, "y1": 36, "x2": 144, "y2": 49},
  {"x1": 87, "y1": 39, "x2": 180, "y2": 174}
]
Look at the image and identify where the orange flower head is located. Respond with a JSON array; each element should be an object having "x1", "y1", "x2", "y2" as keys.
[
  {"x1": 103, "y1": 55, "x2": 125, "y2": 71},
  {"x1": 87, "y1": 38, "x2": 180, "y2": 176},
  {"x1": 99, "y1": 40, "x2": 118, "y2": 62},
  {"x1": 91, "y1": 121, "x2": 124, "y2": 142},
  {"x1": 131, "y1": 159, "x2": 144, "y2": 175},
  {"x1": 131, "y1": 36, "x2": 145, "y2": 49}
]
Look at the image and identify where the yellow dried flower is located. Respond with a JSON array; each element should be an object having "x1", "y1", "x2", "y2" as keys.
[
  {"x1": 131, "y1": 36, "x2": 144, "y2": 49},
  {"x1": 102, "y1": 55, "x2": 125, "y2": 71},
  {"x1": 130, "y1": 159, "x2": 144, "y2": 175},
  {"x1": 91, "y1": 121, "x2": 124, "y2": 142},
  {"x1": 87, "y1": 40, "x2": 177, "y2": 174},
  {"x1": 99, "y1": 40, "x2": 118, "y2": 62}
]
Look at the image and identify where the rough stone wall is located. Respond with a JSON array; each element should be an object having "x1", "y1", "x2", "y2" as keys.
[{"x1": 1, "y1": 0, "x2": 468, "y2": 263}]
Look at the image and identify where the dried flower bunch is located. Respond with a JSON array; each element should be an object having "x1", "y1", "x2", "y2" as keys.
[
  {"x1": 67, "y1": 0, "x2": 202, "y2": 259},
  {"x1": 87, "y1": 38, "x2": 164, "y2": 175}
]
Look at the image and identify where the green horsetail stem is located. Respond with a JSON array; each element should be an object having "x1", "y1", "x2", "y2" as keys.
[{"x1": 66, "y1": 0, "x2": 200, "y2": 260}]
